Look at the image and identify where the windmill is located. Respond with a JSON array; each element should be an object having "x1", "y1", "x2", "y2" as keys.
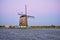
[{"x1": 18, "y1": 5, "x2": 34, "y2": 28}]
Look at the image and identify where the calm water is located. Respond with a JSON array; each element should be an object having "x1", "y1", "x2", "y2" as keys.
[{"x1": 0, "y1": 28, "x2": 60, "y2": 40}]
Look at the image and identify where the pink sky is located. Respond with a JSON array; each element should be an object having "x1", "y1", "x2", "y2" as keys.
[{"x1": 0, "y1": 0, "x2": 60, "y2": 26}]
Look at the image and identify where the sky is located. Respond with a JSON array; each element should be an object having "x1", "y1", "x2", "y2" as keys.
[{"x1": 0, "y1": 0, "x2": 60, "y2": 26}]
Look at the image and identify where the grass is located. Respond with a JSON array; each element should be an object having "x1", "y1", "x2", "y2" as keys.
[{"x1": 30, "y1": 26, "x2": 60, "y2": 28}]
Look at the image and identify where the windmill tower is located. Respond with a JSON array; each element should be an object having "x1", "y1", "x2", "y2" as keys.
[{"x1": 18, "y1": 5, "x2": 34, "y2": 28}]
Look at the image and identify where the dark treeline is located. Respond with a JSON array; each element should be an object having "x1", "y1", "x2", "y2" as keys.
[{"x1": 0, "y1": 26, "x2": 5, "y2": 28}]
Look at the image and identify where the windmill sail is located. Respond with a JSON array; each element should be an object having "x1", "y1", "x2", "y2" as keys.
[
  {"x1": 25, "y1": 5, "x2": 27, "y2": 15},
  {"x1": 27, "y1": 16, "x2": 34, "y2": 18},
  {"x1": 18, "y1": 12, "x2": 24, "y2": 15}
]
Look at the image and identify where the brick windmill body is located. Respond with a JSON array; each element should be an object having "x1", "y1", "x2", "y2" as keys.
[{"x1": 18, "y1": 5, "x2": 34, "y2": 28}]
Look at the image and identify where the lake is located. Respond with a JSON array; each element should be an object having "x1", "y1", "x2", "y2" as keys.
[{"x1": 0, "y1": 28, "x2": 60, "y2": 40}]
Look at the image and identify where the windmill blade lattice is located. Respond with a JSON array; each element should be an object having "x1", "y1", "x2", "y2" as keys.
[
  {"x1": 27, "y1": 16, "x2": 35, "y2": 18},
  {"x1": 18, "y1": 12, "x2": 24, "y2": 15}
]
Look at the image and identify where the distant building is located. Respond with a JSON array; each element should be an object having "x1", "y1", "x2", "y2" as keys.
[{"x1": 5, "y1": 25, "x2": 10, "y2": 28}]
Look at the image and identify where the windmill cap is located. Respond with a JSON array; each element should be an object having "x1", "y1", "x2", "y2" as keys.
[{"x1": 20, "y1": 15, "x2": 27, "y2": 18}]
